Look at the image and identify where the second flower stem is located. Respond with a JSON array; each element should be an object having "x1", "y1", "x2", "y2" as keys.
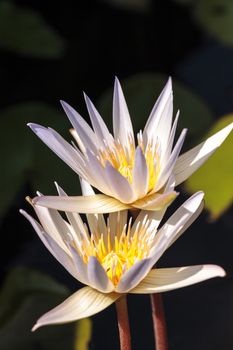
[
  {"x1": 115, "y1": 296, "x2": 131, "y2": 350},
  {"x1": 150, "y1": 293, "x2": 168, "y2": 350}
]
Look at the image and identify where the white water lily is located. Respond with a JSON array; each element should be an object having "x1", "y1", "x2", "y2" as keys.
[
  {"x1": 28, "y1": 78, "x2": 233, "y2": 213},
  {"x1": 20, "y1": 181, "x2": 225, "y2": 331}
]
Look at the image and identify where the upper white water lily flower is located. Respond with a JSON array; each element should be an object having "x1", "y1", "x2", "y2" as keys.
[
  {"x1": 28, "y1": 78, "x2": 233, "y2": 213},
  {"x1": 20, "y1": 181, "x2": 225, "y2": 330}
]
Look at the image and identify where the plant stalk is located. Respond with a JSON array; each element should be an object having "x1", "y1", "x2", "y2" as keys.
[
  {"x1": 150, "y1": 293, "x2": 168, "y2": 350},
  {"x1": 115, "y1": 296, "x2": 131, "y2": 350}
]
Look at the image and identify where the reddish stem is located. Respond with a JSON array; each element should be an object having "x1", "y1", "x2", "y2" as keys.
[
  {"x1": 115, "y1": 296, "x2": 131, "y2": 350},
  {"x1": 150, "y1": 293, "x2": 168, "y2": 350}
]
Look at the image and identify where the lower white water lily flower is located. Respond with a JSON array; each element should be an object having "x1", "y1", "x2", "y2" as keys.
[
  {"x1": 28, "y1": 77, "x2": 233, "y2": 213},
  {"x1": 20, "y1": 182, "x2": 225, "y2": 331}
]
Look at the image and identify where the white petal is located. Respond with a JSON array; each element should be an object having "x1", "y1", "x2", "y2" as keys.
[
  {"x1": 133, "y1": 175, "x2": 177, "y2": 233},
  {"x1": 154, "y1": 128, "x2": 187, "y2": 191},
  {"x1": 84, "y1": 93, "x2": 114, "y2": 147},
  {"x1": 20, "y1": 210, "x2": 79, "y2": 280},
  {"x1": 116, "y1": 259, "x2": 152, "y2": 293},
  {"x1": 79, "y1": 177, "x2": 107, "y2": 239},
  {"x1": 131, "y1": 265, "x2": 226, "y2": 294},
  {"x1": 174, "y1": 122, "x2": 233, "y2": 185},
  {"x1": 163, "y1": 110, "x2": 180, "y2": 162},
  {"x1": 60, "y1": 100, "x2": 99, "y2": 153},
  {"x1": 132, "y1": 147, "x2": 149, "y2": 197},
  {"x1": 54, "y1": 182, "x2": 89, "y2": 243},
  {"x1": 131, "y1": 210, "x2": 161, "y2": 237},
  {"x1": 79, "y1": 177, "x2": 95, "y2": 196},
  {"x1": 87, "y1": 256, "x2": 114, "y2": 293},
  {"x1": 85, "y1": 149, "x2": 113, "y2": 195},
  {"x1": 28, "y1": 123, "x2": 87, "y2": 178},
  {"x1": 150, "y1": 191, "x2": 204, "y2": 266},
  {"x1": 33, "y1": 202, "x2": 71, "y2": 253},
  {"x1": 32, "y1": 286, "x2": 120, "y2": 331},
  {"x1": 113, "y1": 77, "x2": 135, "y2": 149},
  {"x1": 32, "y1": 194, "x2": 131, "y2": 213},
  {"x1": 143, "y1": 77, "x2": 173, "y2": 146},
  {"x1": 156, "y1": 93, "x2": 173, "y2": 159},
  {"x1": 105, "y1": 162, "x2": 135, "y2": 203},
  {"x1": 133, "y1": 191, "x2": 178, "y2": 211},
  {"x1": 67, "y1": 245, "x2": 89, "y2": 285}
]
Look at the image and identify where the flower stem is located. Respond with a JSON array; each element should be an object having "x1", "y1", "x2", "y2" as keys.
[
  {"x1": 150, "y1": 293, "x2": 168, "y2": 350},
  {"x1": 115, "y1": 296, "x2": 131, "y2": 350}
]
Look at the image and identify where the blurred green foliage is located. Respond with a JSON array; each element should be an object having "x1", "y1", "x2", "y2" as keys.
[
  {"x1": 186, "y1": 114, "x2": 233, "y2": 219},
  {"x1": 194, "y1": 0, "x2": 233, "y2": 47},
  {"x1": 98, "y1": 73, "x2": 213, "y2": 147},
  {"x1": 0, "y1": 267, "x2": 92, "y2": 350},
  {"x1": 0, "y1": 2, "x2": 64, "y2": 58},
  {"x1": 174, "y1": 0, "x2": 233, "y2": 48}
]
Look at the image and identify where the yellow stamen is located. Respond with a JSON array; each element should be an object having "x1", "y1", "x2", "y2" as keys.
[
  {"x1": 98, "y1": 133, "x2": 161, "y2": 193},
  {"x1": 78, "y1": 219, "x2": 154, "y2": 286}
]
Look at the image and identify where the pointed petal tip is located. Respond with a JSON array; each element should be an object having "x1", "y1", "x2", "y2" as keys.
[
  {"x1": 60, "y1": 100, "x2": 71, "y2": 111},
  {"x1": 114, "y1": 75, "x2": 119, "y2": 83},
  {"x1": 25, "y1": 196, "x2": 33, "y2": 206},
  {"x1": 83, "y1": 91, "x2": 89, "y2": 100},
  {"x1": 27, "y1": 122, "x2": 41, "y2": 131},
  {"x1": 114, "y1": 76, "x2": 122, "y2": 90},
  {"x1": 31, "y1": 323, "x2": 40, "y2": 332}
]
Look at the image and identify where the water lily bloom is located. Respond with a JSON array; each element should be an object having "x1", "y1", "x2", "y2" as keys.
[
  {"x1": 20, "y1": 181, "x2": 225, "y2": 331},
  {"x1": 28, "y1": 78, "x2": 233, "y2": 214}
]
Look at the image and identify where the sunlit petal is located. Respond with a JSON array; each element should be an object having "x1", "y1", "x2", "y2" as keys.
[
  {"x1": 132, "y1": 147, "x2": 149, "y2": 197},
  {"x1": 84, "y1": 93, "x2": 114, "y2": 148},
  {"x1": 20, "y1": 210, "x2": 80, "y2": 281},
  {"x1": 105, "y1": 162, "x2": 135, "y2": 203},
  {"x1": 133, "y1": 191, "x2": 178, "y2": 210},
  {"x1": 60, "y1": 100, "x2": 99, "y2": 153},
  {"x1": 174, "y1": 122, "x2": 233, "y2": 185},
  {"x1": 149, "y1": 191, "x2": 204, "y2": 266},
  {"x1": 116, "y1": 259, "x2": 152, "y2": 293},
  {"x1": 32, "y1": 194, "x2": 131, "y2": 213},
  {"x1": 87, "y1": 256, "x2": 115, "y2": 293},
  {"x1": 32, "y1": 286, "x2": 120, "y2": 331},
  {"x1": 143, "y1": 77, "x2": 172, "y2": 146},
  {"x1": 113, "y1": 77, "x2": 135, "y2": 149},
  {"x1": 131, "y1": 265, "x2": 226, "y2": 294},
  {"x1": 27, "y1": 123, "x2": 87, "y2": 178},
  {"x1": 154, "y1": 128, "x2": 187, "y2": 191}
]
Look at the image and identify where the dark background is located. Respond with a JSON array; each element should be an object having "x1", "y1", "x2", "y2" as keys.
[{"x1": 0, "y1": 0, "x2": 233, "y2": 349}]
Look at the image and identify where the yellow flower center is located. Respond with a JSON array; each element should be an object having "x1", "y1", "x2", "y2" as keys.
[
  {"x1": 98, "y1": 132, "x2": 160, "y2": 193},
  {"x1": 78, "y1": 217, "x2": 154, "y2": 286}
]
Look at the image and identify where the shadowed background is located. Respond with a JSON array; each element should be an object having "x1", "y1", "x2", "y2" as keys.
[{"x1": 0, "y1": 0, "x2": 233, "y2": 349}]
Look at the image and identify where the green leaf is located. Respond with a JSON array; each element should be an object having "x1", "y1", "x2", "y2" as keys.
[
  {"x1": 0, "y1": 102, "x2": 78, "y2": 217},
  {"x1": 185, "y1": 114, "x2": 233, "y2": 219},
  {"x1": 0, "y1": 266, "x2": 74, "y2": 350},
  {"x1": 74, "y1": 318, "x2": 92, "y2": 350},
  {"x1": 193, "y1": 0, "x2": 233, "y2": 48},
  {"x1": 0, "y1": 267, "x2": 93, "y2": 350},
  {"x1": 0, "y1": 2, "x2": 65, "y2": 58},
  {"x1": 98, "y1": 73, "x2": 213, "y2": 148},
  {"x1": 0, "y1": 267, "x2": 68, "y2": 326}
]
